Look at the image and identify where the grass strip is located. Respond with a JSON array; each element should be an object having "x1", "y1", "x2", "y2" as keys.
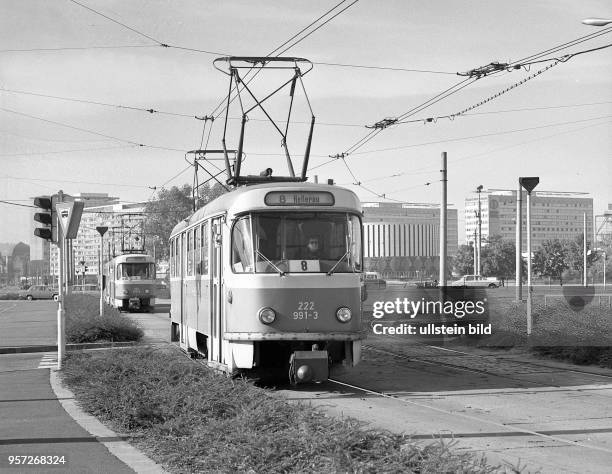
[
  {"x1": 456, "y1": 298, "x2": 612, "y2": 368},
  {"x1": 62, "y1": 347, "x2": 500, "y2": 473},
  {"x1": 65, "y1": 294, "x2": 143, "y2": 343}
]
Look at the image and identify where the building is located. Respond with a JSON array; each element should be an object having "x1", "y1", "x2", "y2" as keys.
[
  {"x1": 465, "y1": 189, "x2": 594, "y2": 250},
  {"x1": 49, "y1": 194, "x2": 146, "y2": 284},
  {"x1": 595, "y1": 204, "x2": 612, "y2": 246},
  {"x1": 362, "y1": 202, "x2": 458, "y2": 279},
  {"x1": 29, "y1": 193, "x2": 120, "y2": 284}
]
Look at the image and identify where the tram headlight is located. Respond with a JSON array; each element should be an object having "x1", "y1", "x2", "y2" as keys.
[
  {"x1": 258, "y1": 307, "x2": 276, "y2": 324},
  {"x1": 336, "y1": 307, "x2": 352, "y2": 323}
]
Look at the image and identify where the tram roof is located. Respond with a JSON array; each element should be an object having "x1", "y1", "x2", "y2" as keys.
[
  {"x1": 170, "y1": 182, "x2": 361, "y2": 237},
  {"x1": 108, "y1": 253, "x2": 155, "y2": 263}
]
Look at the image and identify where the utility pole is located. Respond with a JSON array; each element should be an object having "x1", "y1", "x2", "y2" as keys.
[
  {"x1": 439, "y1": 152, "x2": 447, "y2": 286},
  {"x1": 476, "y1": 185, "x2": 483, "y2": 275},
  {"x1": 583, "y1": 212, "x2": 587, "y2": 287},
  {"x1": 519, "y1": 177, "x2": 539, "y2": 336},
  {"x1": 515, "y1": 184, "x2": 523, "y2": 301},
  {"x1": 473, "y1": 229, "x2": 477, "y2": 275},
  {"x1": 56, "y1": 190, "x2": 65, "y2": 369}
]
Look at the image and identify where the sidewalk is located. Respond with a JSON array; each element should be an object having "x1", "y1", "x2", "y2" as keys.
[{"x1": 0, "y1": 362, "x2": 165, "y2": 473}]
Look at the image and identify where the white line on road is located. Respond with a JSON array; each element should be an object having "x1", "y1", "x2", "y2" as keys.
[{"x1": 38, "y1": 352, "x2": 57, "y2": 369}]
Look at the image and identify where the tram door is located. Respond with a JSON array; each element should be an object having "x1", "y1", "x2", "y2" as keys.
[
  {"x1": 180, "y1": 232, "x2": 186, "y2": 346},
  {"x1": 210, "y1": 218, "x2": 223, "y2": 362}
]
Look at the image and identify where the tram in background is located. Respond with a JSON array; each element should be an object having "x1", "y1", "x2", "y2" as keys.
[
  {"x1": 103, "y1": 253, "x2": 156, "y2": 312},
  {"x1": 169, "y1": 182, "x2": 365, "y2": 383}
]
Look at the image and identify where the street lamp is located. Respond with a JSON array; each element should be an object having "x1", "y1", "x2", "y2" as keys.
[
  {"x1": 582, "y1": 18, "x2": 612, "y2": 26},
  {"x1": 519, "y1": 177, "x2": 539, "y2": 335}
]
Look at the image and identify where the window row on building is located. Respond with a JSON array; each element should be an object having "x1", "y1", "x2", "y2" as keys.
[{"x1": 364, "y1": 223, "x2": 438, "y2": 258}]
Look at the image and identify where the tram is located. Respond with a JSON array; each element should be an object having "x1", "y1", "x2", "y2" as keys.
[
  {"x1": 103, "y1": 253, "x2": 156, "y2": 312},
  {"x1": 169, "y1": 182, "x2": 365, "y2": 383}
]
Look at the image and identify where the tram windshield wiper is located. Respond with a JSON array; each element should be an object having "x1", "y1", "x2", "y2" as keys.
[
  {"x1": 327, "y1": 250, "x2": 350, "y2": 276},
  {"x1": 255, "y1": 249, "x2": 285, "y2": 276}
]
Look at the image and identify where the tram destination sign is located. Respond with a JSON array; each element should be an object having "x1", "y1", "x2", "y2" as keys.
[{"x1": 264, "y1": 191, "x2": 335, "y2": 206}]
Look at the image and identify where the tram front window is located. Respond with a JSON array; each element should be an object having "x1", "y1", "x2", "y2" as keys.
[
  {"x1": 118, "y1": 263, "x2": 155, "y2": 280},
  {"x1": 231, "y1": 212, "x2": 362, "y2": 274}
]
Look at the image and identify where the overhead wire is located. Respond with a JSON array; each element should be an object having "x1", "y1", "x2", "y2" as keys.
[
  {"x1": 68, "y1": 0, "x2": 164, "y2": 45},
  {"x1": 0, "y1": 144, "x2": 137, "y2": 157},
  {"x1": 0, "y1": 45, "x2": 157, "y2": 53},
  {"x1": 0, "y1": 106, "x2": 188, "y2": 153}
]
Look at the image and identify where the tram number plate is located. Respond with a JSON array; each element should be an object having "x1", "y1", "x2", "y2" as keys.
[{"x1": 293, "y1": 301, "x2": 318, "y2": 319}]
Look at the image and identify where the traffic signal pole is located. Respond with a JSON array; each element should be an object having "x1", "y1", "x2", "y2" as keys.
[{"x1": 56, "y1": 191, "x2": 66, "y2": 369}]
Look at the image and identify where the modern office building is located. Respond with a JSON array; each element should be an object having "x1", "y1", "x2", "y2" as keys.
[
  {"x1": 465, "y1": 189, "x2": 594, "y2": 251},
  {"x1": 49, "y1": 194, "x2": 146, "y2": 284},
  {"x1": 362, "y1": 202, "x2": 458, "y2": 279}
]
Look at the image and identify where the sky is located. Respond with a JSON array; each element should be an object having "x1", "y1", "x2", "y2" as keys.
[{"x1": 1, "y1": 0, "x2": 611, "y2": 245}]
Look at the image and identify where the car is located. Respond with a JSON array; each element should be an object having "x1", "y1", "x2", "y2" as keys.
[
  {"x1": 450, "y1": 275, "x2": 500, "y2": 288},
  {"x1": 363, "y1": 271, "x2": 387, "y2": 289},
  {"x1": 18, "y1": 285, "x2": 59, "y2": 301}
]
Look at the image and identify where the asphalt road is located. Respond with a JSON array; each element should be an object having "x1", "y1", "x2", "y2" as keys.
[{"x1": 0, "y1": 300, "x2": 57, "y2": 349}]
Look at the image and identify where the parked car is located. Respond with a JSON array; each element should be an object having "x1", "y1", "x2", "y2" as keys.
[
  {"x1": 363, "y1": 271, "x2": 387, "y2": 289},
  {"x1": 450, "y1": 275, "x2": 500, "y2": 288},
  {"x1": 415, "y1": 279, "x2": 438, "y2": 288},
  {"x1": 18, "y1": 285, "x2": 59, "y2": 301}
]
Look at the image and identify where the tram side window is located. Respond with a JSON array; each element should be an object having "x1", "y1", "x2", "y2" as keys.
[
  {"x1": 169, "y1": 239, "x2": 174, "y2": 277},
  {"x1": 186, "y1": 231, "x2": 192, "y2": 276},
  {"x1": 195, "y1": 226, "x2": 201, "y2": 275},
  {"x1": 232, "y1": 216, "x2": 254, "y2": 273},
  {"x1": 201, "y1": 222, "x2": 209, "y2": 274}
]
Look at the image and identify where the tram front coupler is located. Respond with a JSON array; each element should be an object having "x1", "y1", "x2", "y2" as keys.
[
  {"x1": 289, "y1": 350, "x2": 329, "y2": 384},
  {"x1": 127, "y1": 297, "x2": 141, "y2": 311}
]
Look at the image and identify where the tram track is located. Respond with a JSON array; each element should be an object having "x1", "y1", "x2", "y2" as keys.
[
  {"x1": 361, "y1": 342, "x2": 612, "y2": 395},
  {"x1": 326, "y1": 377, "x2": 612, "y2": 455}
]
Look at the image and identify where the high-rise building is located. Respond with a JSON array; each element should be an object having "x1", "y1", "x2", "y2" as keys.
[
  {"x1": 48, "y1": 194, "x2": 146, "y2": 284},
  {"x1": 362, "y1": 202, "x2": 458, "y2": 279},
  {"x1": 465, "y1": 189, "x2": 594, "y2": 251}
]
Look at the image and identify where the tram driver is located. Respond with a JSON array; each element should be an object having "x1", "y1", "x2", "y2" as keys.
[{"x1": 304, "y1": 235, "x2": 323, "y2": 259}]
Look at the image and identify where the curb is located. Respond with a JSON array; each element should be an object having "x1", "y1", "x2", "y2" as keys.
[
  {"x1": 0, "y1": 341, "x2": 140, "y2": 355},
  {"x1": 49, "y1": 369, "x2": 167, "y2": 474}
]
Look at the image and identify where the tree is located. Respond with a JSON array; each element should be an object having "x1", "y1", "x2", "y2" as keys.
[
  {"x1": 480, "y1": 235, "x2": 518, "y2": 282},
  {"x1": 143, "y1": 182, "x2": 226, "y2": 261},
  {"x1": 564, "y1": 233, "x2": 598, "y2": 272},
  {"x1": 452, "y1": 244, "x2": 474, "y2": 276},
  {"x1": 533, "y1": 239, "x2": 568, "y2": 284}
]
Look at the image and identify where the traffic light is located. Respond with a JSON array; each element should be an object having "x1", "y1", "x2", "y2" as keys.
[{"x1": 33, "y1": 195, "x2": 57, "y2": 242}]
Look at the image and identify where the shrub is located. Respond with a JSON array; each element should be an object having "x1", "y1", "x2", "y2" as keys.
[{"x1": 65, "y1": 294, "x2": 143, "y2": 343}]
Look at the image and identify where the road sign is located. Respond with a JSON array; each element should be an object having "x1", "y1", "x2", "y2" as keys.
[
  {"x1": 519, "y1": 177, "x2": 539, "y2": 194},
  {"x1": 55, "y1": 201, "x2": 85, "y2": 239}
]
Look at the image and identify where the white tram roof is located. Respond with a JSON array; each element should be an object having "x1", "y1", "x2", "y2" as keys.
[
  {"x1": 108, "y1": 253, "x2": 155, "y2": 263},
  {"x1": 170, "y1": 182, "x2": 362, "y2": 237}
]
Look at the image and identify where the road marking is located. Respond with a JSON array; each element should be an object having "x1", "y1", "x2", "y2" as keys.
[
  {"x1": 38, "y1": 352, "x2": 58, "y2": 369},
  {"x1": 0, "y1": 302, "x2": 17, "y2": 315}
]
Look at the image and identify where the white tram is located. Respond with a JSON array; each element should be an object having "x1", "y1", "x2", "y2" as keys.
[
  {"x1": 169, "y1": 182, "x2": 364, "y2": 383},
  {"x1": 103, "y1": 253, "x2": 156, "y2": 312}
]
